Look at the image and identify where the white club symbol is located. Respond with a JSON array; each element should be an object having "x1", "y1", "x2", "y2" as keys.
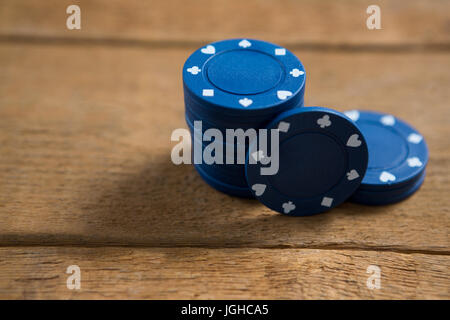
[
  {"x1": 187, "y1": 66, "x2": 201, "y2": 75},
  {"x1": 282, "y1": 201, "x2": 296, "y2": 214},
  {"x1": 379, "y1": 171, "x2": 396, "y2": 183},
  {"x1": 289, "y1": 68, "x2": 304, "y2": 77},
  {"x1": 317, "y1": 115, "x2": 331, "y2": 128}
]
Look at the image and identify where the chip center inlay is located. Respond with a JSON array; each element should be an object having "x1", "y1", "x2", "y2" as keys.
[
  {"x1": 207, "y1": 50, "x2": 283, "y2": 95},
  {"x1": 268, "y1": 133, "x2": 346, "y2": 198}
]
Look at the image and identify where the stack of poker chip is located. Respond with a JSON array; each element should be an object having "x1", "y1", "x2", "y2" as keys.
[
  {"x1": 182, "y1": 39, "x2": 428, "y2": 216},
  {"x1": 183, "y1": 39, "x2": 306, "y2": 197}
]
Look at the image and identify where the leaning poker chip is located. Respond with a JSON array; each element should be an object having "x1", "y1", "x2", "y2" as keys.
[
  {"x1": 183, "y1": 39, "x2": 306, "y2": 118},
  {"x1": 344, "y1": 110, "x2": 428, "y2": 191},
  {"x1": 246, "y1": 107, "x2": 368, "y2": 216}
]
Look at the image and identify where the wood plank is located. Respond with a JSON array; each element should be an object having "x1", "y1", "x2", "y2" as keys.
[
  {"x1": 0, "y1": 247, "x2": 448, "y2": 299},
  {"x1": 0, "y1": 43, "x2": 449, "y2": 251},
  {"x1": 0, "y1": 0, "x2": 449, "y2": 46}
]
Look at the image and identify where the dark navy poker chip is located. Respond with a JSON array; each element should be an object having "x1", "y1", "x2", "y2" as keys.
[
  {"x1": 344, "y1": 110, "x2": 428, "y2": 191},
  {"x1": 245, "y1": 107, "x2": 368, "y2": 216},
  {"x1": 183, "y1": 39, "x2": 305, "y2": 118}
]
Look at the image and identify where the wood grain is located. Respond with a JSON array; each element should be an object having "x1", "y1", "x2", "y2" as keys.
[
  {"x1": 0, "y1": 0, "x2": 449, "y2": 299},
  {"x1": 0, "y1": 247, "x2": 448, "y2": 299},
  {"x1": 0, "y1": 0, "x2": 449, "y2": 46},
  {"x1": 0, "y1": 43, "x2": 449, "y2": 252}
]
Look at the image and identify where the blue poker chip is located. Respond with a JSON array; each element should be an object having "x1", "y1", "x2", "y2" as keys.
[
  {"x1": 185, "y1": 95, "x2": 304, "y2": 133},
  {"x1": 183, "y1": 39, "x2": 305, "y2": 118},
  {"x1": 245, "y1": 107, "x2": 368, "y2": 216},
  {"x1": 350, "y1": 170, "x2": 426, "y2": 205},
  {"x1": 187, "y1": 115, "x2": 249, "y2": 187},
  {"x1": 197, "y1": 161, "x2": 248, "y2": 188},
  {"x1": 343, "y1": 110, "x2": 428, "y2": 191},
  {"x1": 194, "y1": 163, "x2": 253, "y2": 198},
  {"x1": 185, "y1": 110, "x2": 252, "y2": 168}
]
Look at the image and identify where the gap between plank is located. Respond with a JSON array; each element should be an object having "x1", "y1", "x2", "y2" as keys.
[
  {"x1": 0, "y1": 34, "x2": 449, "y2": 53},
  {"x1": 0, "y1": 241, "x2": 448, "y2": 256}
]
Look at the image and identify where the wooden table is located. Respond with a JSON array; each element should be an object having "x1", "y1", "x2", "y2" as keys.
[{"x1": 0, "y1": 0, "x2": 449, "y2": 299}]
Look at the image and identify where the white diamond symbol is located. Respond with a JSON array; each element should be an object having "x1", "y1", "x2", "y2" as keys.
[
  {"x1": 321, "y1": 197, "x2": 333, "y2": 207},
  {"x1": 202, "y1": 89, "x2": 214, "y2": 97},
  {"x1": 277, "y1": 121, "x2": 290, "y2": 132},
  {"x1": 275, "y1": 48, "x2": 286, "y2": 56},
  {"x1": 381, "y1": 115, "x2": 395, "y2": 126}
]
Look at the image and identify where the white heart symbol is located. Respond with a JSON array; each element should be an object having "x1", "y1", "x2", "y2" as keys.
[
  {"x1": 381, "y1": 115, "x2": 396, "y2": 126},
  {"x1": 239, "y1": 98, "x2": 253, "y2": 107},
  {"x1": 347, "y1": 134, "x2": 362, "y2": 147},
  {"x1": 344, "y1": 110, "x2": 360, "y2": 122},
  {"x1": 317, "y1": 115, "x2": 331, "y2": 128},
  {"x1": 407, "y1": 157, "x2": 423, "y2": 167},
  {"x1": 321, "y1": 197, "x2": 334, "y2": 207},
  {"x1": 379, "y1": 171, "x2": 396, "y2": 183},
  {"x1": 408, "y1": 133, "x2": 423, "y2": 144},
  {"x1": 277, "y1": 121, "x2": 290, "y2": 132},
  {"x1": 201, "y1": 45, "x2": 215, "y2": 54},
  {"x1": 252, "y1": 184, "x2": 266, "y2": 196},
  {"x1": 238, "y1": 39, "x2": 252, "y2": 48},
  {"x1": 277, "y1": 90, "x2": 292, "y2": 100},
  {"x1": 289, "y1": 68, "x2": 304, "y2": 77},
  {"x1": 346, "y1": 169, "x2": 360, "y2": 181},
  {"x1": 282, "y1": 201, "x2": 296, "y2": 214}
]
